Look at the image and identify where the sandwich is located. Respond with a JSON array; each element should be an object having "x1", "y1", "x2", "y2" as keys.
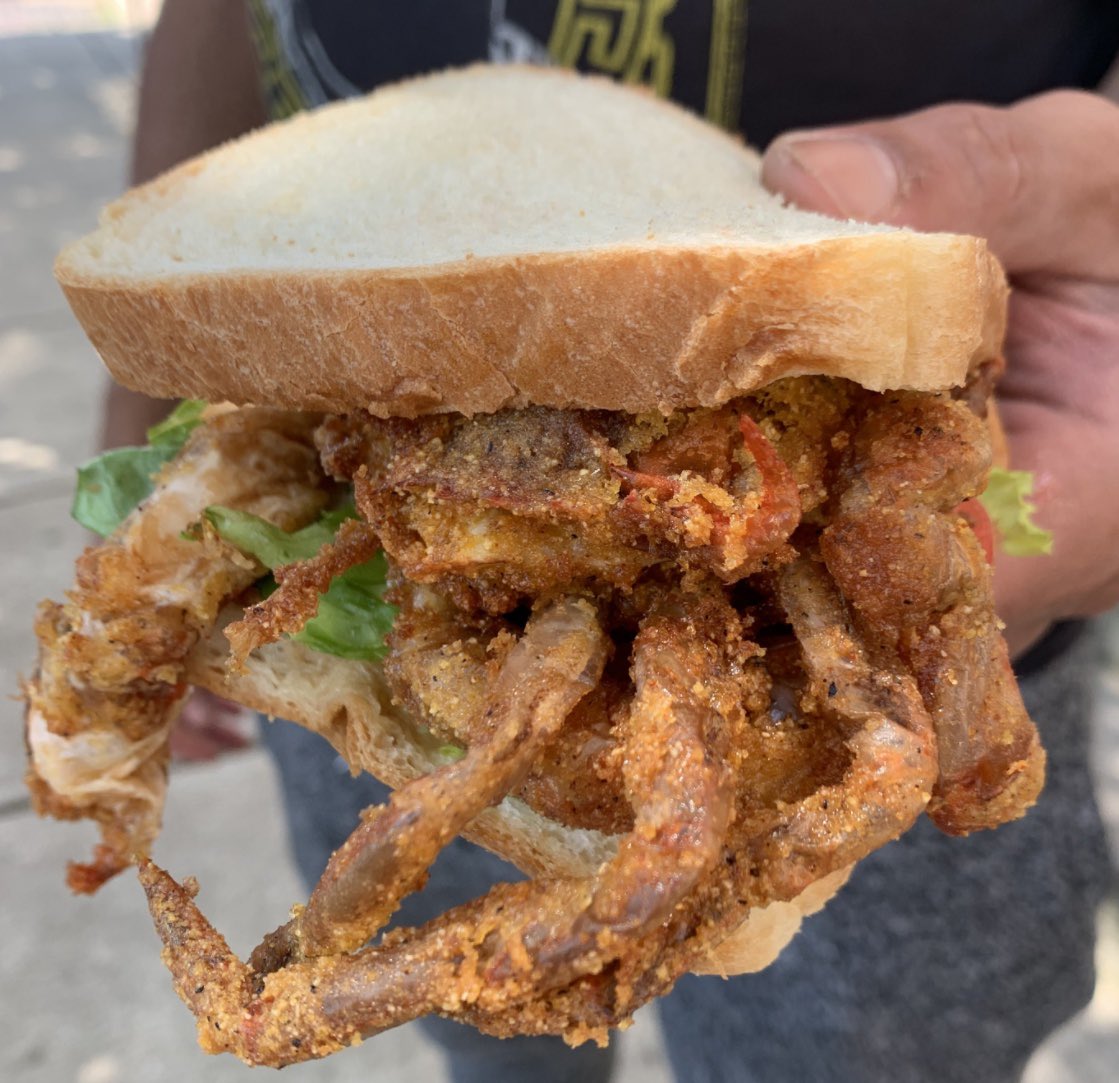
[{"x1": 25, "y1": 65, "x2": 1048, "y2": 1065}]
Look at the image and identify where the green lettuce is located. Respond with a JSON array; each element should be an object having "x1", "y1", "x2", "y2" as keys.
[
  {"x1": 71, "y1": 399, "x2": 207, "y2": 536},
  {"x1": 204, "y1": 504, "x2": 357, "y2": 567},
  {"x1": 144, "y1": 398, "x2": 207, "y2": 448},
  {"x1": 204, "y1": 504, "x2": 396, "y2": 661},
  {"x1": 979, "y1": 467, "x2": 1053, "y2": 557}
]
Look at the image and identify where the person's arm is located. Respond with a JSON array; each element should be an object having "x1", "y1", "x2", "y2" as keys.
[
  {"x1": 103, "y1": 0, "x2": 267, "y2": 449},
  {"x1": 760, "y1": 91, "x2": 1119, "y2": 658}
]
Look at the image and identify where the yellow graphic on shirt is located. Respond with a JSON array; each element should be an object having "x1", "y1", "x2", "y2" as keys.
[
  {"x1": 246, "y1": 0, "x2": 309, "y2": 120},
  {"x1": 248, "y1": 0, "x2": 750, "y2": 134},
  {"x1": 548, "y1": 0, "x2": 678, "y2": 97},
  {"x1": 705, "y1": 0, "x2": 748, "y2": 130}
]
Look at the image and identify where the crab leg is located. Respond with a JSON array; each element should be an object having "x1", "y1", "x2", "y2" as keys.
[
  {"x1": 225, "y1": 518, "x2": 383, "y2": 668},
  {"x1": 761, "y1": 555, "x2": 938, "y2": 897},
  {"x1": 441, "y1": 561, "x2": 943, "y2": 1037},
  {"x1": 482, "y1": 610, "x2": 735, "y2": 986},
  {"x1": 250, "y1": 595, "x2": 608, "y2": 972},
  {"x1": 819, "y1": 393, "x2": 1044, "y2": 833},
  {"x1": 138, "y1": 605, "x2": 733, "y2": 1066}
]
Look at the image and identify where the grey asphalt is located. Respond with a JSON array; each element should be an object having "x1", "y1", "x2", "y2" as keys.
[{"x1": 0, "y1": 30, "x2": 1115, "y2": 1083}]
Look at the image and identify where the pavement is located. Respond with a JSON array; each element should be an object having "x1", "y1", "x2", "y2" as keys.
[{"x1": 0, "y1": 27, "x2": 1116, "y2": 1083}]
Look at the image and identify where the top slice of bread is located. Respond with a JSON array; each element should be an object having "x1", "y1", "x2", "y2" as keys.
[{"x1": 56, "y1": 65, "x2": 1006, "y2": 417}]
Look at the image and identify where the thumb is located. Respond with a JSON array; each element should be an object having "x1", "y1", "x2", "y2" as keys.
[{"x1": 760, "y1": 90, "x2": 1119, "y2": 277}]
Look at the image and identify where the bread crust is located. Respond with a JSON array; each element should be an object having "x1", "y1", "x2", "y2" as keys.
[
  {"x1": 59, "y1": 236, "x2": 1005, "y2": 417},
  {"x1": 54, "y1": 64, "x2": 1007, "y2": 415}
]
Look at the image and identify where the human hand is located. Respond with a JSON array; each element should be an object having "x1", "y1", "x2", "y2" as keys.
[
  {"x1": 170, "y1": 688, "x2": 251, "y2": 762},
  {"x1": 760, "y1": 91, "x2": 1119, "y2": 657}
]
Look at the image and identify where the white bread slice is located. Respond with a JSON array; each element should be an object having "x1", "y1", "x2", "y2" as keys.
[
  {"x1": 56, "y1": 65, "x2": 1006, "y2": 417},
  {"x1": 186, "y1": 612, "x2": 616, "y2": 881},
  {"x1": 185, "y1": 613, "x2": 847, "y2": 977}
]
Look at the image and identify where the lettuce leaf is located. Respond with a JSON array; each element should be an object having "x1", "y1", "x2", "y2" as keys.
[
  {"x1": 145, "y1": 398, "x2": 207, "y2": 449},
  {"x1": 72, "y1": 446, "x2": 178, "y2": 537},
  {"x1": 979, "y1": 468, "x2": 1053, "y2": 557},
  {"x1": 204, "y1": 504, "x2": 396, "y2": 661},
  {"x1": 71, "y1": 399, "x2": 207, "y2": 536},
  {"x1": 203, "y1": 504, "x2": 357, "y2": 567}
]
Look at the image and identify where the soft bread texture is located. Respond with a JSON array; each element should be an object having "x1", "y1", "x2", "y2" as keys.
[
  {"x1": 187, "y1": 613, "x2": 616, "y2": 881},
  {"x1": 185, "y1": 614, "x2": 844, "y2": 976},
  {"x1": 57, "y1": 65, "x2": 1006, "y2": 417},
  {"x1": 690, "y1": 864, "x2": 852, "y2": 976}
]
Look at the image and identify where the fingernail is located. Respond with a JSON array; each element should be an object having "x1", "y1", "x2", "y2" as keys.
[{"x1": 764, "y1": 134, "x2": 901, "y2": 221}]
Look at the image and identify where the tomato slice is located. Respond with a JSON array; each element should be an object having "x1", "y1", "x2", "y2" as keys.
[{"x1": 955, "y1": 498, "x2": 996, "y2": 564}]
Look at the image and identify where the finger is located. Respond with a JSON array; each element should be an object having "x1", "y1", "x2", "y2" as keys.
[
  {"x1": 179, "y1": 688, "x2": 244, "y2": 726},
  {"x1": 173, "y1": 690, "x2": 252, "y2": 762},
  {"x1": 170, "y1": 727, "x2": 223, "y2": 762},
  {"x1": 170, "y1": 721, "x2": 250, "y2": 762},
  {"x1": 761, "y1": 91, "x2": 1119, "y2": 277},
  {"x1": 197, "y1": 690, "x2": 244, "y2": 721}
]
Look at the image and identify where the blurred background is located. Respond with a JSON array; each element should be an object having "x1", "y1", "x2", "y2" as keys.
[{"x1": 0, "y1": 2, "x2": 1116, "y2": 1080}]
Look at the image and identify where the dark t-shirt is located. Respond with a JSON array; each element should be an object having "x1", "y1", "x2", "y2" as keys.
[{"x1": 248, "y1": 0, "x2": 1119, "y2": 143}]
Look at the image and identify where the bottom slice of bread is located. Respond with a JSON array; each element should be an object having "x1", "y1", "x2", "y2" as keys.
[{"x1": 186, "y1": 612, "x2": 848, "y2": 976}]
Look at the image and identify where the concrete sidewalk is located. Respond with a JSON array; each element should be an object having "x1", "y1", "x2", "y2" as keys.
[{"x1": 0, "y1": 30, "x2": 1115, "y2": 1083}]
